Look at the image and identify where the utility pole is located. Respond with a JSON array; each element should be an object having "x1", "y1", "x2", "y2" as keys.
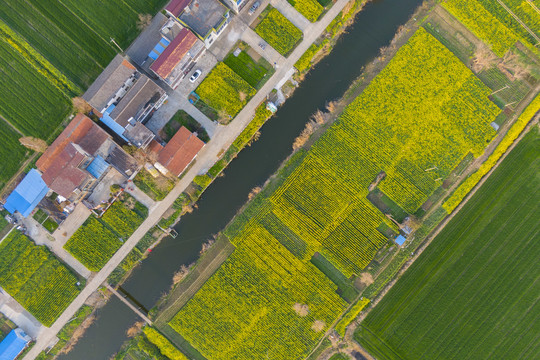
[{"x1": 110, "y1": 37, "x2": 123, "y2": 52}]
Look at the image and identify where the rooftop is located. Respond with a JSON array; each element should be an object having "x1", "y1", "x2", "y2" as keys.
[
  {"x1": 37, "y1": 114, "x2": 109, "y2": 174},
  {"x1": 109, "y1": 76, "x2": 165, "y2": 127},
  {"x1": 158, "y1": 126, "x2": 205, "y2": 176},
  {"x1": 0, "y1": 329, "x2": 31, "y2": 360},
  {"x1": 179, "y1": 0, "x2": 228, "y2": 38},
  {"x1": 166, "y1": 0, "x2": 192, "y2": 17},
  {"x1": 123, "y1": 121, "x2": 156, "y2": 148},
  {"x1": 150, "y1": 28, "x2": 199, "y2": 79},
  {"x1": 41, "y1": 143, "x2": 90, "y2": 199},
  {"x1": 82, "y1": 55, "x2": 136, "y2": 112},
  {"x1": 4, "y1": 170, "x2": 49, "y2": 218}
]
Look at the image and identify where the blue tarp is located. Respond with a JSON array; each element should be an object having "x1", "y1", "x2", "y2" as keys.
[
  {"x1": 148, "y1": 37, "x2": 170, "y2": 60},
  {"x1": 4, "y1": 169, "x2": 49, "y2": 218},
  {"x1": 395, "y1": 235, "x2": 406, "y2": 246},
  {"x1": 86, "y1": 155, "x2": 109, "y2": 179},
  {"x1": 0, "y1": 329, "x2": 30, "y2": 360}
]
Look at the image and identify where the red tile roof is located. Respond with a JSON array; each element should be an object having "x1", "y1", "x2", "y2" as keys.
[
  {"x1": 158, "y1": 126, "x2": 204, "y2": 176},
  {"x1": 150, "y1": 29, "x2": 198, "y2": 79},
  {"x1": 165, "y1": 0, "x2": 191, "y2": 17},
  {"x1": 41, "y1": 143, "x2": 89, "y2": 198},
  {"x1": 37, "y1": 114, "x2": 109, "y2": 173}
]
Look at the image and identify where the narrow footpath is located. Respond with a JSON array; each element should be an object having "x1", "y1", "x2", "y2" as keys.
[{"x1": 22, "y1": 0, "x2": 353, "y2": 358}]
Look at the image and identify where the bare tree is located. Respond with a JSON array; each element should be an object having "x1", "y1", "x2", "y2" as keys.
[
  {"x1": 19, "y1": 136, "x2": 48, "y2": 152},
  {"x1": 136, "y1": 14, "x2": 152, "y2": 31},
  {"x1": 72, "y1": 97, "x2": 92, "y2": 114}
]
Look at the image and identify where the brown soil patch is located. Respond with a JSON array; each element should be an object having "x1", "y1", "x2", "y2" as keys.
[
  {"x1": 293, "y1": 303, "x2": 310, "y2": 317},
  {"x1": 311, "y1": 320, "x2": 326, "y2": 332},
  {"x1": 359, "y1": 272, "x2": 374, "y2": 287}
]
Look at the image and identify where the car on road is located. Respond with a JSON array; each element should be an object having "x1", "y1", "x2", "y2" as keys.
[
  {"x1": 248, "y1": 1, "x2": 260, "y2": 15},
  {"x1": 190, "y1": 69, "x2": 202, "y2": 83}
]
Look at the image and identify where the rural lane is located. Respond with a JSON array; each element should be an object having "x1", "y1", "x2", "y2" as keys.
[{"x1": 22, "y1": 0, "x2": 353, "y2": 358}]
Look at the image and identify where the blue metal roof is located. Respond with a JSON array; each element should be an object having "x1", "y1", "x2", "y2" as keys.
[
  {"x1": 86, "y1": 155, "x2": 109, "y2": 179},
  {"x1": 100, "y1": 113, "x2": 129, "y2": 141},
  {"x1": 4, "y1": 169, "x2": 49, "y2": 218},
  {"x1": 395, "y1": 235, "x2": 406, "y2": 246},
  {"x1": 0, "y1": 329, "x2": 31, "y2": 360},
  {"x1": 148, "y1": 37, "x2": 171, "y2": 60}
]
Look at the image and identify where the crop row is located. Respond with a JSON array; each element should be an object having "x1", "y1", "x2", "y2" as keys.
[
  {"x1": 444, "y1": 95, "x2": 540, "y2": 212},
  {"x1": 0, "y1": 121, "x2": 27, "y2": 188},
  {"x1": 0, "y1": 38, "x2": 71, "y2": 138},
  {"x1": 287, "y1": 0, "x2": 324, "y2": 22},
  {"x1": 64, "y1": 217, "x2": 123, "y2": 272},
  {"x1": 143, "y1": 327, "x2": 188, "y2": 360},
  {"x1": 312, "y1": 29, "x2": 498, "y2": 212},
  {"x1": 443, "y1": 0, "x2": 536, "y2": 56},
  {"x1": 0, "y1": 231, "x2": 80, "y2": 326},
  {"x1": 255, "y1": 7, "x2": 303, "y2": 56},
  {"x1": 170, "y1": 222, "x2": 346, "y2": 360},
  {"x1": 65, "y1": 196, "x2": 147, "y2": 271},
  {"x1": 196, "y1": 63, "x2": 256, "y2": 118}
]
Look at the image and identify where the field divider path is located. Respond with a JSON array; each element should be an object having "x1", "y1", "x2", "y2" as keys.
[
  {"x1": 21, "y1": 0, "x2": 353, "y2": 358},
  {"x1": 495, "y1": 0, "x2": 540, "y2": 44}
]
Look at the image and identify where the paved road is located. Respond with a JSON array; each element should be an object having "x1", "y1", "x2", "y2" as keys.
[
  {"x1": 22, "y1": 0, "x2": 352, "y2": 358},
  {"x1": 271, "y1": 0, "x2": 311, "y2": 31}
]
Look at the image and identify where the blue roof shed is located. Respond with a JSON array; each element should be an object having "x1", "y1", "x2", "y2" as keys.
[
  {"x1": 0, "y1": 329, "x2": 31, "y2": 360},
  {"x1": 395, "y1": 235, "x2": 407, "y2": 246},
  {"x1": 4, "y1": 169, "x2": 49, "y2": 218},
  {"x1": 86, "y1": 155, "x2": 110, "y2": 179}
]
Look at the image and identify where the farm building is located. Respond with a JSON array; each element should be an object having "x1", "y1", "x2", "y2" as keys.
[
  {"x1": 36, "y1": 114, "x2": 137, "y2": 203},
  {"x1": 395, "y1": 235, "x2": 407, "y2": 246},
  {"x1": 155, "y1": 126, "x2": 205, "y2": 176},
  {"x1": 83, "y1": 55, "x2": 167, "y2": 148},
  {"x1": 150, "y1": 27, "x2": 205, "y2": 89},
  {"x1": 165, "y1": 0, "x2": 230, "y2": 48},
  {"x1": 4, "y1": 169, "x2": 49, "y2": 218},
  {"x1": 0, "y1": 329, "x2": 31, "y2": 360}
]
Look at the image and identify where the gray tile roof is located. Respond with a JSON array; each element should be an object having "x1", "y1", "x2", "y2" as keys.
[{"x1": 83, "y1": 55, "x2": 137, "y2": 111}]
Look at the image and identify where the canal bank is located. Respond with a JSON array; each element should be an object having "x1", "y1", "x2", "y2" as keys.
[{"x1": 58, "y1": 0, "x2": 425, "y2": 358}]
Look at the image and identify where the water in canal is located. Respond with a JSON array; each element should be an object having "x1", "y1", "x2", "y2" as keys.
[{"x1": 59, "y1": 0, "x2": 424, "y2": 358}]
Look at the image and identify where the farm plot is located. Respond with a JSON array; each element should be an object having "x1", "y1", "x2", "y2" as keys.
[
  {"x1": 356, "y1": 128, "x2": 540, "y2": 360},
  {"x1": 64, "y1": 217, "x2": 123, "y2": 272},
  {"x1": 223, "y1": 45, "x2": 274, "y2": 89},
  {"x1": 0, "y1": 34, "x2": 71, "y2": 138},
  {"x1": 64, "y1": 195, "x2": 147, "y2": 271},
  {"x1": 443, "y1": 0, "x2": 540, "y2": 56},
  {"x1": 195, "y1": 63, "x2": 256, "y2": 118},
  {"x1": 310, "y1": 28, "x2": 499, "y2": 212},
  {"x1": 0, "y1": 121, "x2": 26, "y2": 189},
  {"x1": 165, "y1": 28, "x2": 504, "y2": 360},
  {"x1": 287, "y1": 0, "x2": 324, "y2": 22},
  {"x1": 0, "y1": 231, "x2": 81, "y2": 326},
  {"x1": 169, "y1": 221, "x2": 346, "y2": 360},
  {"x1": 255, "y1": 7, "x2": 303, "y2": 56}
]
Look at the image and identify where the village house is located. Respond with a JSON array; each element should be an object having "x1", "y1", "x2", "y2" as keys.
[
  {"x1": 35, "y1": 114, "x2": 137, "y2": 204},
  {"x1": 150, "y1": 26, "x2": 206, "y2": 89},
  {"x1": 165, "y1": 0, "x2": 230, "y2": 48},
  {"x1": 150, "y1": 126, "x2": 205, "y2": 177},
  {"x1": 82, "y1": 55, "x2": 167, "y2": 148}
]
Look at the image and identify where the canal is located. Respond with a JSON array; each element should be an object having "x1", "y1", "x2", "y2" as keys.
[{"x1": 59, "y1": 0, "x2": 424, "y2": 358}]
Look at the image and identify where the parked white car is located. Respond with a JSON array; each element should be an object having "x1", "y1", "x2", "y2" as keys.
[{"x1": 190, "y1": 69, "x2": 202, "y2": 83}]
